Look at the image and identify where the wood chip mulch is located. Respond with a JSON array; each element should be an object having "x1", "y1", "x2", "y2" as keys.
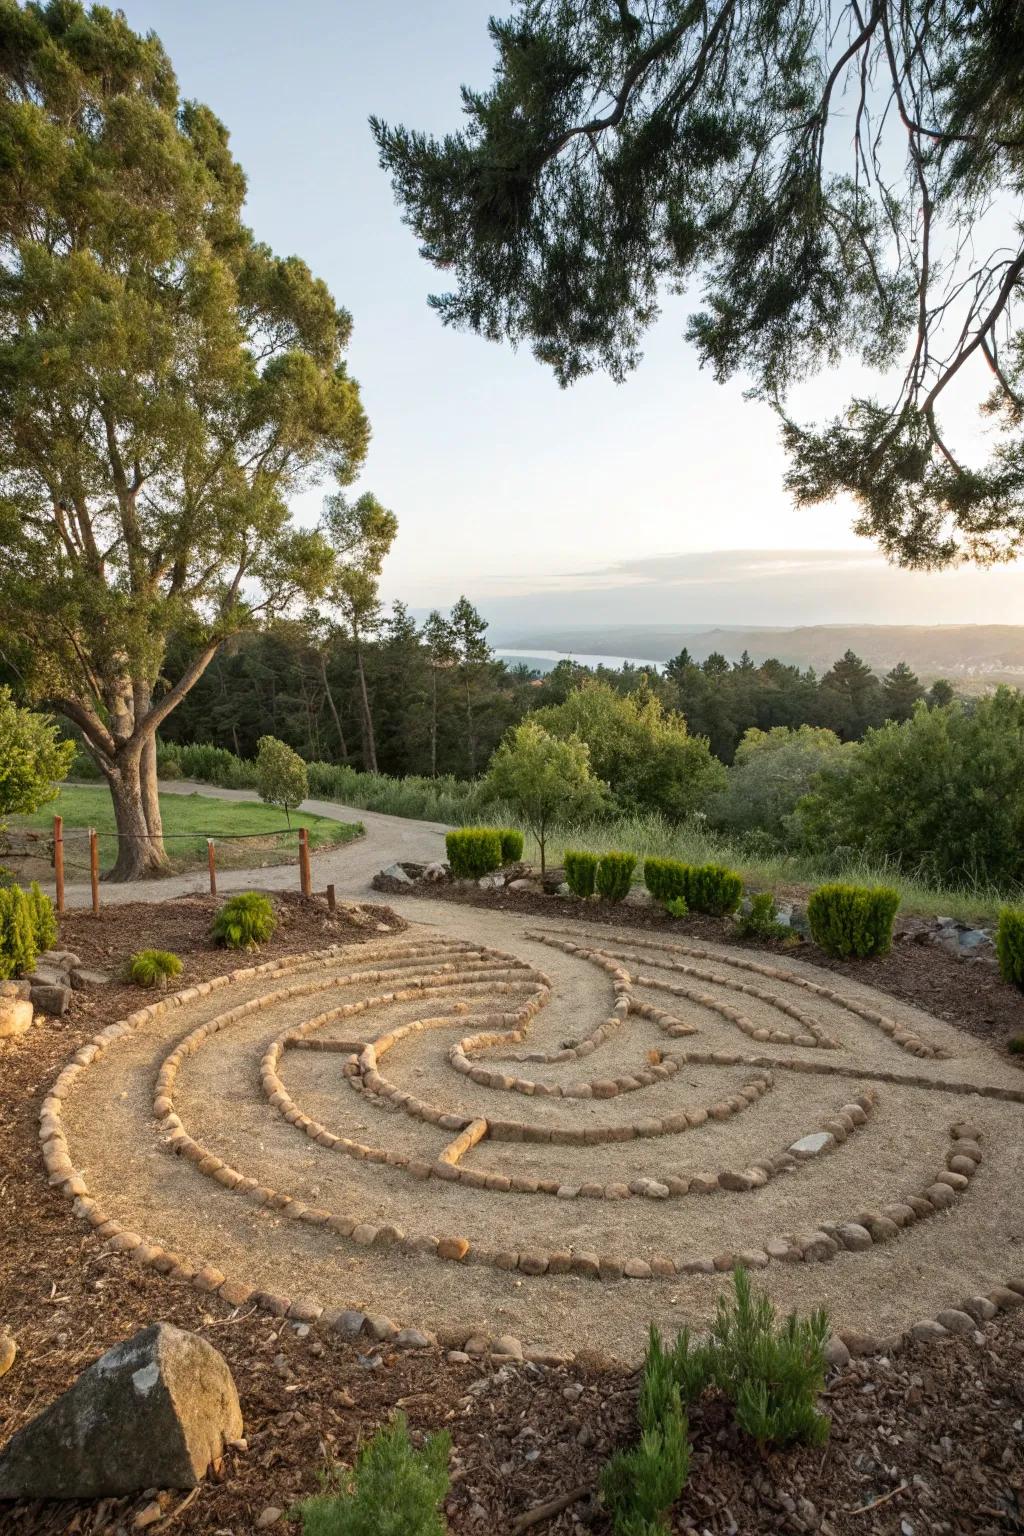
[{"x1": 1, "y1": 894, "x2": 1023, "y2": 1534}]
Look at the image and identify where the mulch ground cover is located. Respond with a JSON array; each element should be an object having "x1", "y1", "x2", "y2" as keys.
[
  {"x1": 392, "y1": 880, "x2": 1024, "y2": 1054},
  {"x1": 2, "y1": 893, "x2": 1023, "y2": 1534}
]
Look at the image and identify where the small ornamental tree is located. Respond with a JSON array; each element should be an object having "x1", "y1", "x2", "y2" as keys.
[
  {"x1": 0, "y1": 689, "x2": 74, "y2": 828},
  {"x1": 255, "y1": 736, "x2": 309, "y2": 826},
  {"x1": 483, "y1": 720, "x2": 605, "y2": 875}
]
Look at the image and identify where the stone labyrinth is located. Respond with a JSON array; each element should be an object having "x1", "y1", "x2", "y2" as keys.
[{"x1": 45, "y1": 914, "x2": 1024, "y2": 1357}]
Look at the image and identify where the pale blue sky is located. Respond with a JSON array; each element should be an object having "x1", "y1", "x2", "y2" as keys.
[{"x1": 127, "y1": 1, "x2": 1024, "y2": 629}]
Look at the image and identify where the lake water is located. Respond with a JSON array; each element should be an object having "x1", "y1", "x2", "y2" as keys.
[{"x1": 496, "y1": 648, "x2": 665, "y2": 673}]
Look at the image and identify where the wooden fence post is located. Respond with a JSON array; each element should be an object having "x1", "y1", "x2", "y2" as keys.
[
  {"x1": 89, "y1": 828, "x2": 100, "y2": 916},
  {"x1": 207, "y1": 839, "x2": 217, "y2": 897},
  {"x1": 53, "y1": 814, "x2": 65, "y2": 916},
  {"x1": 326, "y1": 883, "x2": 336, "y2": 912},
  {"x1": 298, "y1": 826, "x2": 312, "y2": 898}
]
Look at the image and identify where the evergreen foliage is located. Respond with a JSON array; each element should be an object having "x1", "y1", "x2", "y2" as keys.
[
  {"x1": 445, "y1": 828, "x2": 503, "y2": 879},
  {"x1": 564, "y1": 849, "x2": 599, "y2": 898},
  {"x1": 295, "y1": 1413, "x2": 450, "y2": 1536},
  {"x1": 0, "y1": 690, "x2": 75, "y2": 826},
  {"x1": 807, "y1": 883, "x2": 900, "y2": 958},
  {"x1": 734, "y1": 892, "x2": 788, "y2": 941},
  {"x1": 211, "y1": 891, "x2": 276, "y2": 949},
  {"x1": 0, "y1": 1, "x2": 369, "y2": 877},
  {"x1": 698, "y1": 1268, "x2": 830, "y2": 1446},
  {"x1": 0, "y1": 882, "x2": 54, "y2": 980},
  {"x1": 996, "y1": 908, "x2": 1024, "y2": 991},
  {"x1": 644, "y1": 859, "x2": 742, "y2": 915},
  {"x1": 601, "y1": 1327, "x2": 691, "y2": 1534},
  {"x1": 374, "y1": 0, "x2": 1024, "y2": 565},
  {"x1": 496, "y1": 827, "x2": 525, "y2": 864},
  {"x1": 595, "y1": 851, "x2": 637, "y2": 902},
  {"x1": 255, "y1": 735, "x2": 309, "y2": 826},
  {"x1": 128, "y1": 949, "x2": 183, "y2": 988}
]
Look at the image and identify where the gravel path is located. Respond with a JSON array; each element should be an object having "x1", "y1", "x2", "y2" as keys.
[{"x1": 56, "y1": 780, "x2": 447, "y2": 907}]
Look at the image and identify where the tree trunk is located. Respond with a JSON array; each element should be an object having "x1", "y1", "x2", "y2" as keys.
[
  {"x1": 430, "y1": 666, "x2": 438, "y2": 777},
  {"x1": 320, "y1": 651, "x2": 349, "y2": 761},
  {"x1": 104, "y1": 751, "x2": 170, "y2": 881},
  {"x1": 134, "y1": 684, "x2": 168, "y2": 870},
  {"x1": 355, "y1": 636, "x2": 378, "y2": 773},
  {"x1": 464, "y1": 676, "x2": 477, "y2": 775}
]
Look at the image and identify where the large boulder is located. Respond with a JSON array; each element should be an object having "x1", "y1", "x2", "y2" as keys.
[{"x1": 0, "y1": 1324, "x2": 243, "y2": 1499}]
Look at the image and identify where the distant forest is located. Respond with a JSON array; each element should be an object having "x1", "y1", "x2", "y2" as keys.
[{"x1": 161, "y1": 601, "x2": 958, "y2": 778}]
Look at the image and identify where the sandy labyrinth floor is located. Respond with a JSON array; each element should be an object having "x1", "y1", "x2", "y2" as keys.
[{"x1": 52, "y1": 906, "x2": 1024, "y2": 1359}]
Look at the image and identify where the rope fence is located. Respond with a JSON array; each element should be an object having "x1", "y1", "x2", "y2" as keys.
[{"x1": 2, "y1": 815, "x2": 320, "y2": 915}]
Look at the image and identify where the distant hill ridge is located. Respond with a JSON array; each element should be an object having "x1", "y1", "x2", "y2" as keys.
[{"x1": 494, "y1": 625, "x2": 1024, "y2": 683}]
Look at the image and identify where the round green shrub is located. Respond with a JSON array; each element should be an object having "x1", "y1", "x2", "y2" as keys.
[
  {"x1": 211, "y1": 891, "x2": 276, "y2": 949},
  {"x1": 807, "y1": 883, "x2": 900, "y2": 958}
]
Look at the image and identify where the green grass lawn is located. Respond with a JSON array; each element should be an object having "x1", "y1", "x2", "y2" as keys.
[{"x1": 10, "y1": 787, "x2": 363, "y2": 876}]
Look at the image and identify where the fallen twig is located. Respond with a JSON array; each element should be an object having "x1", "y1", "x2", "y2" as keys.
[
  {"x1": 848, "y1": 1482, "x2": 909, "y2": 1515},
  {"x1": 511, "y1": 1483, "x2": 591, "y2": 1532}
]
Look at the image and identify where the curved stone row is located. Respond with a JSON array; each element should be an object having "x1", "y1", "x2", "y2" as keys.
[
  {"x1": 534, "y1": 929, "x2": 950, "y2": 1059},
  {"x1": 527, "y1": 934, "x2": 838, "y2": 1050}
]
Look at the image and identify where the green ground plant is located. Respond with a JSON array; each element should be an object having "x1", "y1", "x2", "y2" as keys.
[
  {"x1": 734, "y1": 892, "x2": 789, "y2": 941},
  {"x1": 601, "y1": 1328, "x2": 691, "y2": 1534},
  {"x1": 807, "y1": 883, "x2": 900, "y2": 958},
  {"x1": 0, "y1": 882, "x2": 54, "y2": 979},
  {"x1": 445, "y1": 828, "x2": 503, "y2": 878},
  {"x1": 996, "y1": 908, "x2": 1024, "y2": 991},
  {"x1": 294, "y1": 1414, "x2": 450, "y2": 1536},
  {"x1": 564, "y1": 849, "x2": 599, "y2": 898},
  {"x1": 596, "y1": 851, "x2": 636, "y2": 903},
  {"x1": 211, "y1": 892, "x2": 276, "y2": 950},
  {"x1": 127, "y1": 949, "x2": 183, "y2": 988}
]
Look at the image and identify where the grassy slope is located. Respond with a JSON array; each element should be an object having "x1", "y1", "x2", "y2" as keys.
[
  {"x1": 10, "y1": 787, "x2": 362, "y2": 876},
  {"x1": 532, "y1": 813, "x2": 1009, "y2": 925}
]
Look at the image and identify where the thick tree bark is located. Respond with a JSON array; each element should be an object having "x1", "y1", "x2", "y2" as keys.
[
  {"x1": 103, "y1": 749, "x2": 170, "y2": 881},
  {"x1": 464, "y1": 676, "x2": 477, "y2": 775},
  {"x1": 135, "y1": 682, "x2": 167, "y2": 866}
]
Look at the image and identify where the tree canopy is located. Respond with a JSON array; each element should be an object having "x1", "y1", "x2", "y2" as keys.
[
  {"x1": 0, "y1": 1, "x2": 369, "y2": 875},
  {"x1": 374, "y1": 0, "x2": 1024, "y2": 567}
]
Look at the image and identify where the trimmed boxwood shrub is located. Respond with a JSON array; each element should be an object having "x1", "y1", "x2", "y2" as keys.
[
  {"x1": 644, "y1": 856, "x2": 689, "y2": 905},
  {"x1": 997, "y1": 907, "x2": 1024, "y2": 991},
  {"x1": 495, "y1": 827, "x2": 524, "y2": 864},
  {"x1": 596, "y1": 850, "x2": 636, "y2": 902},
  {"x1": 446, "y1": 828, "x2": 503, "y2": 878},
  {"x1": 564, "y1": 849, "x2": 599, "y2": 899},
  {"x1": 687, "y1": 864, "x2": 743, "y2": 917},
  {"x1": 644, "y1": 859, "x2": 743, "y2": 916},
  {"x1": 807, "y1": 883, "x2": 899, "y2": 958}
]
